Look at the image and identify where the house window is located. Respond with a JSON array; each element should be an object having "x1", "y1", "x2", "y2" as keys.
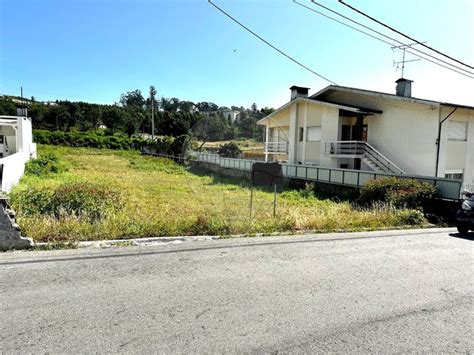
[
  {"x1": 448, "y1": 121, "x2": 467, "y2": 141},
  {"x1": 445, "y1": 170, "x2": 463, "y2": 180},
  {"x1": 307, "y1": 126, "x2": 321, "y2": 141},
  {"x1": 299, "y1": 127, "x2": 304, "y2": 142}
]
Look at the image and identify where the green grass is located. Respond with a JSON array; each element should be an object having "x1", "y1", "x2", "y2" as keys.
[{"x1": 10, "y1": 145, "x2": 427, "y2": 243}]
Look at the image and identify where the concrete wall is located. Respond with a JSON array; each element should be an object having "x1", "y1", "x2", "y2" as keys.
[
  {"x1": 365, "y1": 103, "x2": 438, "y2": 176},
  {"x1": 0, "y1": 202, "x2": 33, "y2": 251},
  {"x1": 18, "y1": 116, "x2": 37, "y2": 158},
  {"x1": 461, "y1": 110, "x2": 474, "y2": 190},
  {"x1": 0, "y1": 117, "x2": 37, "y2": 192},
  {"x1": 318, "y1": 105, "x2": 339, "y2": 168}
]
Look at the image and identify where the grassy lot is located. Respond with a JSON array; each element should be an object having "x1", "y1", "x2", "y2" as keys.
[
  {"x1": 10, "y1": 145, "x2": 426, "y2": 243},
  {"x1": 201, "y1": 139, "x2": 264, "y2": 150}
]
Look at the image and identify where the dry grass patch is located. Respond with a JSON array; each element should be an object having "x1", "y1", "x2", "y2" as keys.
[{"x1": 10, "y1": 145, "x2": 427, "y2": 242}]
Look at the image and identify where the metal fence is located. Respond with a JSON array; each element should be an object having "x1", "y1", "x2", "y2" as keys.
[{"x1": 194, "y1": 152, "x2": 463, "y2": 200}]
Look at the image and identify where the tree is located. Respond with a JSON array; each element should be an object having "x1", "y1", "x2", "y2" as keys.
[
  {"x1": 260, "y1": 107, "x2": 274, "y2": 116},
  {"x1": 0, "y1": 98, "x2": 17, "y2": 115},
  {"x1": 251, "y1": 102, "x2": 258, "y2": 113},
  {"x1": 120, "y1": 90, "x2": 145, "y2": 108},
  {"x1": 178, "y1": 101, "x2": 194, "y2": 113},
  {"x1": 196, "y1": 102, "x2": 218, "y2": 112},
  {"x1": 102, "y1": 106, "x2": 127, "y2": 133}
]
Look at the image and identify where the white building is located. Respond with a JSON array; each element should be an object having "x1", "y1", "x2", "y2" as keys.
[
  {"x1": 257, "y1": 80, "x2": 474, "y2": 190},
  {"x1": 222, "y1": 110, "x2": 240, "y2": 123},
  {"x1": 0, "y1": 115, "x2": 37, "y2": 192}
]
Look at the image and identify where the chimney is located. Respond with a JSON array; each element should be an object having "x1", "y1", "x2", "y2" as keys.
[
  {"x1": 395, "y1": 78, "x2": 413, "y2": 97},
  {"x1": 290, "y1": 86, "x2": 310, "y2": 101}
]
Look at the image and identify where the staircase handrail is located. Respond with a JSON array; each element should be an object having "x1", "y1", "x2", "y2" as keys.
[
  {"x1": 363, "y1": 142, "x2": 405, "y2": 175},
  {"x1": 326, "y1": 141, "x2": 405, "y2": 175}
]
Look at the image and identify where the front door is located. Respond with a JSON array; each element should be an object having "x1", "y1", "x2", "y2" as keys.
[{"x1": 341, "y1": 124, "x2": 368, "y2": 141}]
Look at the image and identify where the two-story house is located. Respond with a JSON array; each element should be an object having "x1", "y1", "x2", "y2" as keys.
[{"x1": 257, "y1": 79, "x2": 474, "y2": 190}]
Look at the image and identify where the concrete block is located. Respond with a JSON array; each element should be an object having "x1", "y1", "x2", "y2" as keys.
[{"x1": 0, "y1": 203, "x2": 33, "y2": 251}]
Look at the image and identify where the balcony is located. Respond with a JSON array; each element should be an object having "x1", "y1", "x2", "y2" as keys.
[
  {"x1": 265, "y1": 141, "x2": 289, "y2": 154},
  {"x1": 325, "y1": 141, "x2": 405, "y2": 175}
]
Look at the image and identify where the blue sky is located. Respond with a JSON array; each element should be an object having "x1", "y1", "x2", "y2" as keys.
[{"x1": 1, "y1": 0, "x2": 473, "y2": 108}]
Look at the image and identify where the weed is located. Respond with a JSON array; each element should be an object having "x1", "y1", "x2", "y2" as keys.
[{"x1": 11, "y1": 145, "x2": 429, "y2": 242}]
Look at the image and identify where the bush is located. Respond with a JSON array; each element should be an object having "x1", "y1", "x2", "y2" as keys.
[
  {"x1": 218, "y1": 142, "x2": 242, "y2": 158},
  {"x1": 10, "y1": 181, "x2": 123, "y2": 222},
  {"x1": 33, "y1": 129, "x2": 181, "y2": 152},
  {"x1": 358, "y1": 177, "x2": 437, "y2": 209},
  {"x1": 24, "y1": 153, "x2": 69, "y2": 177}
]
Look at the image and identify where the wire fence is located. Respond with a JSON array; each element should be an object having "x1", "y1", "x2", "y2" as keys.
[{"x1": 192, "y1": 152, "x2": 463, "y2": 200}]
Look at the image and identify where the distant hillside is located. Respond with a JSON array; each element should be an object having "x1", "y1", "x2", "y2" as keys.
[{"x1": 0, "y1": 90, "x2": 274, "y2": 141}]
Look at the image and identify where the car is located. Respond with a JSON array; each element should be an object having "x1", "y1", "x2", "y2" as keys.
[{"x1": 456, "y1": 191, "x2": 474, "y2": 234}]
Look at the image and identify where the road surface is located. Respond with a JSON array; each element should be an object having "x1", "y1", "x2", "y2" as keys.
[{"x1": 1, "y1": 228, "x2": 473, "y2": 353}]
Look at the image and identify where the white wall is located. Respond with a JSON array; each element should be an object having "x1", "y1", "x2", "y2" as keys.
[
  {"x1": 318, "y1": 105, "x2": 339, "y2": 168},
  {"x1": 17, "y1": 117, "x2": 36, "y2": 158},
  {"x1": 0, "y1": 117, "x2": 36, "y2": 192},
  {"x1": 462, "y1": 110, "x2": 474, "y2": 190},
  {"x1": 0, "y1": 152, "x2": 29, "y2": 192},
  {"x1": 365, "y1": 102, "x2": 439, "y2": 176}
]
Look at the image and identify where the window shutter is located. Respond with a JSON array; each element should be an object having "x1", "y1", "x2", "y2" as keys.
[
  {"x1": 307, "y1": 126, "x2": 321, "y2": 141},
  {"x1": 448, "y1": 121, "x2": 467, "y2": 141}
]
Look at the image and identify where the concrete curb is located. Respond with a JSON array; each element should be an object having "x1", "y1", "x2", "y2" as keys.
[
  {"x1": 30, "y1": 224, "x2": 450, "y2": 250},
  {"x1": 34, "y1": 235, "x2": 221, "y2": 249}
]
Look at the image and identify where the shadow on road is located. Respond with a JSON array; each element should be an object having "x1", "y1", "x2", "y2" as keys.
[{"x1": 449, "y1": 232, "x2": 474, "y2": 241}]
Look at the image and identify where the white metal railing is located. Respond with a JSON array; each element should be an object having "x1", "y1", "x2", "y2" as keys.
[
  {"x1": 325, "y1": 141, "x2": 405, "y2": 175},
  {"x1": 193, "y1": 152, "x2": 463, "y2": 200},
  {"x1": 265, "y1": 141, "x2": 289, "y2": 154}
]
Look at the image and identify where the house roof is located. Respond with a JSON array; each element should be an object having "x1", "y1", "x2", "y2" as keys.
[
  {"x1": 256, "y1": 97, "x2": 381, "y2": 125},
  {"x1": 311, "y1": 85, "x2": 474, "y2": 111}
]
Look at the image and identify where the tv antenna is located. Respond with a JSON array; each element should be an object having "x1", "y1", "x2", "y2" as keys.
[{"x1": 392, "y1": 42, "x2": 424, "y2": 77}]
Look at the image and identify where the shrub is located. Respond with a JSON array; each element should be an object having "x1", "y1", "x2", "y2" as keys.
[
  {"x1": 218, "y1": 142, "x2": 242, "y2": 158},
  {"x1": 10, "y1": 181, "x2": 123, "y2": 222},
  {"x1": 33, "y1": 129, "x2": 182, "y2": 153},
  {"x1": 358, "y1": 177, "x2": 437, "y2": 209},
  {"x1": 24, "y1": 153, "x2": 68, "y2": 177}
]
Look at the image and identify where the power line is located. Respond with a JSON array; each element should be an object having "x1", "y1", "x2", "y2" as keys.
[
  {"x1": 207, "y1": 0, "x2": 336, "y2": 84},
  {"x1": 308, "y1": 0, "x2": 473, "y2": 76},
  {"x1": 293, "y1": 1, "x2": 473, "y2": 79},
  {"x1": 338, "y1": 0, "x2": 474, "y2": 70}
]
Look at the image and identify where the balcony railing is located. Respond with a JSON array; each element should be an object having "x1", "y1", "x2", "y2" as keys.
[
  {"x1": 325, "y1": 141, "x2": 405, "y2": 175},
  {"x1": 265, "y1": 141, "x2": 289, "y2": 154}
]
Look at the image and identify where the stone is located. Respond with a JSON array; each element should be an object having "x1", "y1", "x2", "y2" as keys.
[{"x1": 0, "y1": 203, "x2": 33, "y2": 251}]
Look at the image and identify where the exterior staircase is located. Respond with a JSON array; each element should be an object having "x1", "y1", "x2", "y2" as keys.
[{"x1": 325, "y1": 141, "x2": 405, "y2": 175}]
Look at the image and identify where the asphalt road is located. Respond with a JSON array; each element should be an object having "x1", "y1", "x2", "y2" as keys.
[{"x1": 1, "y1": 228, "x2": 473, "y2": 353}]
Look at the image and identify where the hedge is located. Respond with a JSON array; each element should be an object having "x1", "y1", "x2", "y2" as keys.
[
  {"x1": 33, "y1": 130, "x2": 188, "y2": 156},
  {"x1": 358, "y1": 177, "x2": 438, "y2": 209}
]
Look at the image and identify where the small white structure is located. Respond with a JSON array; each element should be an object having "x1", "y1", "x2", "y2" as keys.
[
  {"x1": 258, "y1": 80, "x2": 474, "y2": 191},
  {"x1": 222, "y1": 110, "x2": 240, "y2": 123},
  {"x1": 0, "y1": 116, "x2": 37, "y2": 192}
]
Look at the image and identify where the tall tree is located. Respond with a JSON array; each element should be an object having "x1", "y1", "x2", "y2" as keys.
[
  {"x1": 251, "y1": 102, "x2": 258, "y2": 113},
  {"x1": 120, "y1": 90, "x2": 145, "y2": 108}
]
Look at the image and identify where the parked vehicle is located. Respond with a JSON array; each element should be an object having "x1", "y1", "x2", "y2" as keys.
[{"x1": 456, "y1": 191, "x2": 474, "y2": 234}]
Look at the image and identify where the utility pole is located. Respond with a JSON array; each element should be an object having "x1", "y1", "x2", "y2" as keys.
[
  {"x1": 151, "y1": 96, "x2": 155, "y2": 141},
  {"x1": 149, "y1": 85, "x2": 157, "y2": 141}
]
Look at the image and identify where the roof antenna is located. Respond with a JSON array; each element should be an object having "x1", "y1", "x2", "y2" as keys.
[{"x1": 392, "y1": 42, "x2": 423, "y2": 78}]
